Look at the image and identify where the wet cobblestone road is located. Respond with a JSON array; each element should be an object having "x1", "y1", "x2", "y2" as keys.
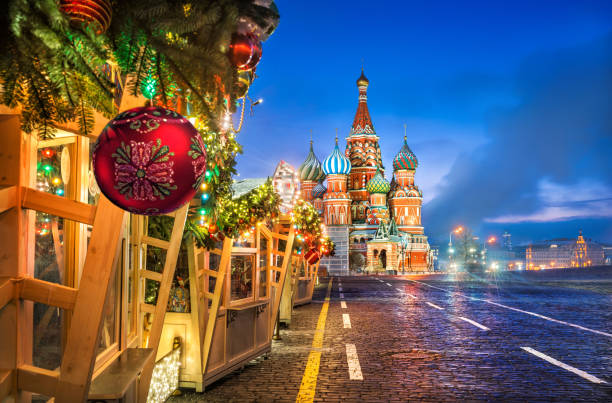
[{"x1": 170, "y1": 276, "x2": 612, "y2": 402}]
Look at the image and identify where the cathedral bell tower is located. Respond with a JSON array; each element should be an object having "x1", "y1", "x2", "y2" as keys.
[
  {"x1": 322, "y1": 136, "x2": 352, "y2": 225},
  {"x1": 298, "y1": 139, "x2": 325, "y2": 202},
  {"x1": 389, "y1": 134, "x2": 424, "y2": 234},
  {"x1": 345, "y1": 70, "x2": 383, "y2": 222}
]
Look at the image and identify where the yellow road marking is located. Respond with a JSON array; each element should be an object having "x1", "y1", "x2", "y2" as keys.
[{"x1": 296, "y1": 279, "x2": 333, "y2": 403}]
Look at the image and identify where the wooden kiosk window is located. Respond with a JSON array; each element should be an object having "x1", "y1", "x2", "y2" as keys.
[{"x1": 229, "y1": 254, "x2": 255, "y2": 302}]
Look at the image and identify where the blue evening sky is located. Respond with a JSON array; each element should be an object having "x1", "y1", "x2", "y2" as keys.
[{"x1": 235, "y1": 0, "x2": 612, "y2": 245}]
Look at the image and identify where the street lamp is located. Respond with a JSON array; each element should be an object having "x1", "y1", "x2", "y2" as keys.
[{"x1": 448, "y1": 226, "x2": 463, "y2": 272}]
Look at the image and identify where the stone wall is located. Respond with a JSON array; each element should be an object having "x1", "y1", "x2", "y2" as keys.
[{"x1": 320, "y1": 226, "x2": 350, "y2": 276}]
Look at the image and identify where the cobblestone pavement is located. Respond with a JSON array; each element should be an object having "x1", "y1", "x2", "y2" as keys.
[{"x1": 169, "y1": 276, "x2": 612, "y2": 402}]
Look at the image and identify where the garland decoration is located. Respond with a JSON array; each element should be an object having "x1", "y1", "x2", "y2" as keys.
[
  {"x1": 188, "y1": 178, "x2": 280, "y2": 249},
  {"x1": 291, "y1": 199, "x2": 335, "y2": 257}
]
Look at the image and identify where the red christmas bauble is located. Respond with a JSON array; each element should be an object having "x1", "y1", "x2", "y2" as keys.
[
  {"x1": 93, "y1": 106, "x2": 206, "y2": 215},
  {"x1": 60, "y1": 0, "x2": 112, "y2": 34},
  {"x1": 228, "y1": 33, "x2": 263, "y2": 71}
]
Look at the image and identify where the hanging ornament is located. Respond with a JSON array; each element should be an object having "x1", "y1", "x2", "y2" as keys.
[
  {"x1": 93, "y1": 106, "x2": 206, "y2": 215},
  {"x1": 235, "y1": 70, "x2": 253, "y2": 99},
  {"x1": 236, "y1": 1, "x2": 280, "y2": 41},
  {"x1": 59, "y1": 0, "x2": 112, "y2": 34},
  {"x1": 228, "y1": 33, "x2": 262, "y2": 71},
  {"x1": 304, "y1": 248, "x2": 321, "y2": 265}
]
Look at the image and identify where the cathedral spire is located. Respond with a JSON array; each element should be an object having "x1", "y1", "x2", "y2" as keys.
[{"x1": 350, "y1": 69, "x2": 375, "y2": 135}]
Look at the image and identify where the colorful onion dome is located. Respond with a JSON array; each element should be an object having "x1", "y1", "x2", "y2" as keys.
[
  {"x1": 298, "y1": 140, "x2": 326, "y2": 182},
  {"x1": 323, "y1": 137, "x2": 351, "y2": 175},
  {"x1": 393, "y1": 135, "x2": 418, "y2": 171},
  {"x1": 312, "y1": 182, "x2": 327, "y2": 199},
  {"x1": 366, "y1": 168, "x2": 390, "y2": 194}
]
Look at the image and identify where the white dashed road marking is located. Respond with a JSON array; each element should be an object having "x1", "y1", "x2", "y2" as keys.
[
  {"x1": 408, "y1": 279, "x2": 612, "y2": 339},
  {"x1": 426, "y1": 301, "x2": 444, "y2": 310},
  {"x1": 457, "y1": 316, "x2": 490, "y2": 331},
  {"x1": 345, "y1": 344, "x2": 363, "y2": 380},
  {"x1": 385, "y1": 282, "x2": 392, "y2": 287},
  {"x1": 405, "y1": 293, "x2": 417, "y2": 299},
  {"x1": 343, "y1": 313, "x2": 352, "y2": 328},
  {"x1": 341, "y1": 301, "x2": 347, "y2": 309},
  {"x1": 339, "y1": 287, "x2": 343, "y2": 292},
  {"x1": 521, "y1": 347, "x2": 607, "y2": 384},
  {"x1": 485, "y1": 300, "x2": 612, "y2": 339}
]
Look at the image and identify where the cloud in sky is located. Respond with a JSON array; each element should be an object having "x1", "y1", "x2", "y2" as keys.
[{"x1": 423, "y1": 34, "x2": 612, "y2": 242}]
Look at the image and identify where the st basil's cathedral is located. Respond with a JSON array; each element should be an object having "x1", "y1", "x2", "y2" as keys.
[{"x1": 298, "y1": 70, "x2": 432, "y2": 276}]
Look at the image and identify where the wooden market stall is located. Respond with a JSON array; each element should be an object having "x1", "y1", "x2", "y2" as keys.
[
  {"x1": 152, "y1": 216, "x2": 295, "y2": 391},
  {"x1": 279, "y1": 255, "x2": 320, "y2": 326},
  {"x1": 291, "y1": 257, "x2": 320, "y2": 307}
]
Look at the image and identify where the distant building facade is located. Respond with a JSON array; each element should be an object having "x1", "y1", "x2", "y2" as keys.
[{"x1": 525, "y1": 231, "x2": 605, "y2": 270}]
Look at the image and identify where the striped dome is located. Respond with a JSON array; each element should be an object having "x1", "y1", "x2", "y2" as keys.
[
  {"x1": 366, "y1": 168, "x2": 390, "y2": 194},
  {"x1": 322, "y1": 139, "x2": 351, "y2": 175},
  {"x1": 298, "y1": 141, "x2": 326, "y2": 182},
  {"x1": 393, "y1": 136, "x2": 418, "y2": 171},
  {"x1": 312, "y1": 182, "x2": 327, "y2": 199}
]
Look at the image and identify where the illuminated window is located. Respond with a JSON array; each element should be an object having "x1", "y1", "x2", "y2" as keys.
[{"x1": 231, "y1": 255, "x2": 254, "y2": 301}]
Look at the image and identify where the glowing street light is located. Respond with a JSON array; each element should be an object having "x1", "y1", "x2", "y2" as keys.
[{"x1": 487, "y1": 236, "x2": 496, "y2": 244}]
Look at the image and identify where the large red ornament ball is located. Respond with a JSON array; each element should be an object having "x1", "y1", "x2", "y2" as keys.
[
  {"x1": 93, "y1": 106, "x2": 207, "y2": 215},
  {"x1": 60, "y1": 0, "x2": 112, "y2": 34},
  {"x1": 228, "y1": 33, "x2": 263, "y2": 71}
]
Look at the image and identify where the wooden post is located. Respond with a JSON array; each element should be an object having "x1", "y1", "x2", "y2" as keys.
[
  {"x1": 201, "y1": 237, "x2": 233, "y2": 374},
  {"x1": 55, "y1": 195, "x2": 125, "y2": 402},
  {"x1": 137, "y1": 203, "x2": 189, "y2": 403},
  {"x1": 0, "y1": 115, "x2": 36, "y2": 403},
  {"x1": 186, "y1": 235, "x2": 204, "y2": 391},
  {"x1": 269, "y1": 224, "x2": 295, "y2": 336}
]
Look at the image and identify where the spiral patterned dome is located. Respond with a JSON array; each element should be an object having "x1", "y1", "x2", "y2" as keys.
[
  {"x1": 298, "y1": 141, "x2": 326, "y2": 182},
  {"x1": 393, "y1": 136, "x2": 418, "y2": 171},
  {"x1": 323, "y1": 139, "x2": 351, "y2": 175},
  {"x1": 312, "y1": 182, "x2": 327, "y2": 199},
  {"x1": 366, "y1": 168, "x2": 390, "y2": 194}
]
